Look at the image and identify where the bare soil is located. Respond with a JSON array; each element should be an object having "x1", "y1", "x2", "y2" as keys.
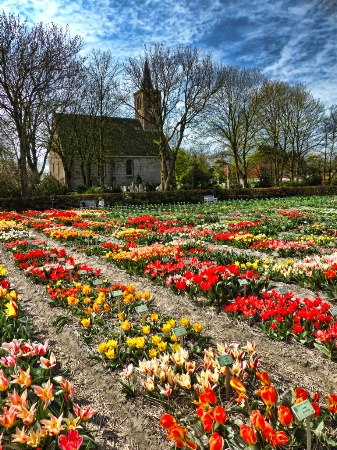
[{"x1": 1, "y1": 234, "x2": 337, "y2": 450}]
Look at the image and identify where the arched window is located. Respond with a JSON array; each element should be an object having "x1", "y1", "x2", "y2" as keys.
[
  {"x1": 136, "y1": 96, "x2": 142, "y2": 111},
  {"x1": 126, "y1": 159, "x2": 133, "y2": 177}
]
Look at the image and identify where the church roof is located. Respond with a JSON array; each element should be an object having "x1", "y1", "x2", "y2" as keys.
[{"x1": 53, "y1": 113, "x2": 159, "y2": 158}]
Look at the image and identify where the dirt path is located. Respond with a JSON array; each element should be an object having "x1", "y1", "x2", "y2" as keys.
[{"x1": 1, "y1": 234, "x2": 337, "y2": 449}]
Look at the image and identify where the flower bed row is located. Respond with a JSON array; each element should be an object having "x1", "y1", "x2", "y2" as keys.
[{"x1": 0, "y1": 262, "x2": 97, "y2": 450}]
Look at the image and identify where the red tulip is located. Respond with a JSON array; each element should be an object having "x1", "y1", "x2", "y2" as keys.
[
  {"x1": 250, "y1": 409, "x2": 265, "y2": 431},
  {"x1": 201, "y1": 410, "x2": 214, "y2": 432},
  {"x1": 209, "y1": 432, "x2": 224, "y2": 450},
  {"x1": 257, "y1": 385, "x2": 277, "y2": 408},
  {"x1": 272, "y1": 430, "x2": 289, "y2": 446},
  {"x1": 277, "y1": 405, "x2": 293, "y2": 426},
  {"x1": 240, "y1": 424, "x2": 257, "y2": 445},
  {"x1": 214, "y1": 406, "x2": 227, "y2": 425},
  {"x1": 294, "y1": 387, "x2": 308, "y2": 403},
  {"x1": 311, "y1": 402, "x2": 321, "y2": 416},
  {"x1": 159, "y1": 413, "x2": 176, "y2": 429},
  {"x1": 199, "y1": 387, "x2": 217, "y2": 405}
]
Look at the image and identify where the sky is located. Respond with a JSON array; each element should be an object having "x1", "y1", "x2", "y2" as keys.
[{"x1": 2, "y1": 0, "x2": 337, "y2": 107}]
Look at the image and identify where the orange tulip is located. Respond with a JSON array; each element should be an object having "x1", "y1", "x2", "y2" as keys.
[
  {"x1": 27, "y1": 428, "x2": 42, "y2": 447},
  {"x1": 328, "y1": 393, "x2": 337, "y2": 413},
  {"x1": 58, "y1": 379, "x2": 74, "y2": 404},
  {"x1": 209, "y1": 432, "x2": 224, "y2": 450},
  {"x1": 126, "y1": 284, "x2": 136, "y2": 293},
  {"x1": 120, "y1": 320, "x2": 131, "y2": 331},
  {"x1": 40, "y1": 413, "x2": 64, "y2": 435},
  {"x1": 256, "y1": 371, "x2": 271, "y2": 385},
  {"x1": 143, "y1": 291, "x2": 151, "y2": 300},
  {"x1": 11, "y1": 426, "x2": 30, "y2": 444},
  {"x1": 257, "y1": 385, "x2": 277, "y2": 408},
  {"x1": 277, "y1": 405, "x2": 293, "y2": 426},
  {"x1": 167, "y1": 423, "x2": 198, "y2": 449},
  {"x1": 32, "y1": 379, "x2": 54, "y2": 409},
  {"x1": 40, "y1": 352, "x2": 57, "y2": 369},
  {"x1": 82, "y1": 285, "x2": 92, "y2": 295},
  {"x1": 0, "y1": 370, "x2": 9, "y2": 391},
  {"x1": 240, "y1": 424, "x2": 257, "y2": 445},
  {"x1": 250, "y1": 409, "x2": 265, "y2": 431},
  {"x1": 17, "y1": 403, "x2": 37, "y2": 425},
  {"x1": 72, "y1": 403, "x2": 97, "y2": 421},
  {"x1": 262, "y1": 420, "x2": 276, "y2": 443},
  {"x1": 10, "y1": 366, "x2": 32, "y2": 388},
  {"x1": 230, "y1": 378, "x2": 246, "y2": 402},
  {"x1": 0, "y1": 406, "x2": 17, "y2": 428}
]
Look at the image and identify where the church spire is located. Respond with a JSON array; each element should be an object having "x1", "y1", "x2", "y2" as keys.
[
  {"x1": 133, "y1": 59, "x2": 160, "y2": 132},
  {"x1": 141, "y1": 59, "x2": 153, "y2": 90}
]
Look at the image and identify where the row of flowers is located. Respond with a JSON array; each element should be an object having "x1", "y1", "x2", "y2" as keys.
[
  {"x1": 0, "y1": 263, "x2": 97, "y2": 449},
  {"x1": 4, "y1": 230, "x2": 337, "y2": 362}
]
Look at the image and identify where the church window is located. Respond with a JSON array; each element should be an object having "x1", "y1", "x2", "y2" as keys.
[{"x1": 126, "y1": 159, "x2": 134, "y2": 177}]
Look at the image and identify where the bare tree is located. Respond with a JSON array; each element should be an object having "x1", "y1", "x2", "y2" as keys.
[
  {"x1": 0, "y1": 12, "x2": 84, "y2": 196},
  {"x1": 321, "y1": 105, "x2": 337, "y2": 184},
  {"x1": 124, "y1": 44, "x2": 224, "y2": 191},
  {"x1": 257, "y1": 80, "x2": 291, "y2": 185},
  {"x1": 83, "y1": 49, "x2": 122, "y2": 187},
  {"x1": 50, "y1": 49, "x2": 122, "y2": 190},
  {"x1": 205, "y1": 66, "x2": 266, "y2": 188},
  {"x1": 281, "y1": 84, "x2": 325, "y2": 182}
]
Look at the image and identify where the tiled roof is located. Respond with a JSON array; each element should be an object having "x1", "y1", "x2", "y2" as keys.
[{"x1": 54, "y1": 113, "x2": 159, "y2": 157}]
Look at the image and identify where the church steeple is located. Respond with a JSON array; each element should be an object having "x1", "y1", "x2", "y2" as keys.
[
  {"x1": 133, "y1": 60, "x2": 160, "y2": 132},
  {"x1": 141, "y1": 59, "x2": 153, "y2": 90}
]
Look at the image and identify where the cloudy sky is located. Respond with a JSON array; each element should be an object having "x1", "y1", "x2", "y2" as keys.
[{"x1": 2, "y1": 0, "x2": 336, "y2": 106}]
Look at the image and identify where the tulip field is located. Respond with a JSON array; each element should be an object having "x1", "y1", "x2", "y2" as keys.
[{"x1": 1, "y1": 195, "x2": 337, "y2": 449}]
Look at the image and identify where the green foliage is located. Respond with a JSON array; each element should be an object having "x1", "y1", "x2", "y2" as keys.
[
  {"x1": 0, "y1": 162, "x2": 21, "y2": 197},
  {"x1": 33, "y1": 174, "x2": 68, "y2": 196},
  {"x1": 176, "y1": 149, "x2": 216, "y2": 189}
]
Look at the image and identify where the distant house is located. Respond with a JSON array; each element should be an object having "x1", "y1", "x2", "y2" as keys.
[{"x1": 49, "y1": 61, "x2": 161, "y2": 191}]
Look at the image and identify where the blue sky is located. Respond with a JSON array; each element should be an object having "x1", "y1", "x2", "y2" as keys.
[{"x1": 3, "y1": 0, "x2": 336, "y2": 107}]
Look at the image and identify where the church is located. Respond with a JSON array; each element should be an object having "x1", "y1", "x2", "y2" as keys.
[{"x1": 49, "y1": 61, "x2": 162, "y2": 191}]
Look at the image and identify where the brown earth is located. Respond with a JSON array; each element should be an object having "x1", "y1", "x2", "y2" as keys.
[{"x1": 1, "y1": 234, "x2": 337, "y2": 450}]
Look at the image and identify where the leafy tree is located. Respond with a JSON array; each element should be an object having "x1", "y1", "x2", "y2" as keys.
[
  {"x1": 175, "y1": 148, "x2": 215, "y2": 189},
  {"x1": 125, "y1": 44, "x2": 224, "y2": 191},
  {"x1": 0, "y1": 12, "x2": 84, "y2": 196}
]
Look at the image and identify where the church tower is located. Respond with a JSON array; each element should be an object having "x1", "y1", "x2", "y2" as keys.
[{"x1": 133, "y1": 60, "x2": 161, "y2": 132}]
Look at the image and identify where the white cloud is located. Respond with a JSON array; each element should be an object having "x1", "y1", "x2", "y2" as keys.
[{"x1": 1, "y1": 0, "x2": 336, "y2": 104}]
